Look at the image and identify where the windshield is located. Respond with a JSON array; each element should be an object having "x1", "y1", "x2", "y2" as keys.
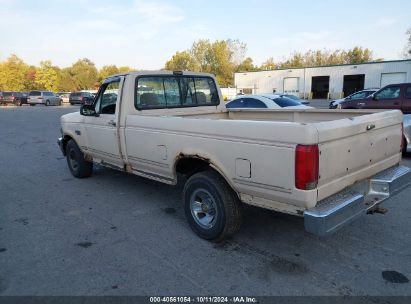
[{"x1": 269, "y1": 97, "x2": 302, "y2": 107}]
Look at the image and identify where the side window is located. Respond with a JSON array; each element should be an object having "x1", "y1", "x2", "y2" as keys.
[
  {"x1": 95, "y1": 81, "x2": 120, "y2": 115},
  {"x1": 226, "y1": 99, "x2": 246, "y2": 108},
  {"x1": 351, "y1": 92, "x2": 366, "y2": 99},
  {"x1": 244, "y1": 98, "x2": 267, "y2": 108},
  {"x1": 193, "y1": 77, "x2": 219, "y2": 105},
  {"x1": 180, "y1": 77, "x2": 196, "y2": 106},
  {"x1": 137, "y1": 77, "x2": 166, "y2": 108},
  {"x1": 375, "y1": 86, "x2": 401, "y2": 100},
  {"x1": 406, "y1": 87, "x2": 411, "y2": 99}
]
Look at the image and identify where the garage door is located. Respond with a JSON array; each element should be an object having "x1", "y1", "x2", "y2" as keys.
[
  {"x1": 283, "y1": 77, "x2": 299, "y2": 95},
  {"x1": 381, "y1": 73, "x2": 407, "y2": 87}
]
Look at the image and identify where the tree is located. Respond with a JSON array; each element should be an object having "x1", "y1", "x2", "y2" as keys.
[
  {"x1": 118, "y1": 66, "x2": 134, "y2": 73},
  {"x1": 35, "y1": 60, "x2": 61, "y2": 91},
  {"x1": 70, "y1": 58, "x2": 98, "y2": 90},
  {"x1": 165, "y1": 51, "x2": 199, "y2": 71},
  {"x1": 58, "y1": 68, "x2": 77, "y2": 92},
  {"x1": 203, "y1": 40, "x2": 235, "y2": 86},
  {"x1": 260, "y1": 57, "x2": 277, "y2": 70},
  {"x1": 237, "y1": 57, "x2": 256, "y2": 72},
  {"x1": 0, "y1": 54, "x2": 30, "y2": 91},
  {"x1": 404, "y1": 28, "x2": 411, "y2": 58},
  {"x1": 345, "y1": 46, "x2": 373, "y2": 64},
  {"x1": 98, "y1": 65, "x2": 119, "y2": 82}
]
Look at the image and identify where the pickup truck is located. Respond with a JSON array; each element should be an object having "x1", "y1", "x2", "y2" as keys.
[
  {"x1": 58, "y1": 71, "x2": 411, "y2": 241},
  {"x1": 340, "y1": 83, "x2": 411, "y2": 113}
]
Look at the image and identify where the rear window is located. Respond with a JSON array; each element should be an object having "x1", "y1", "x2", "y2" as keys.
[
  {"x1": 270, "y1": 97, "x2": 301, "y2": 107},
  {"x1": 70, "y1": 93, "x2": 81, "y2": 97},
  {"x1": 135, "y1": 75, "x2": 219, "y2": 109},
  {"x1": 30, "y1": 91, "x2": 41, "y2": 96},
  {"x1": 3, "y1": 92, "x2": 13, "y2": 97}
]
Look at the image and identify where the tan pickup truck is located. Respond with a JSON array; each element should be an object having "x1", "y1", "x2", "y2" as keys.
[{"x1": 58, "y1": 71, "x2": 411, "y2": 240}]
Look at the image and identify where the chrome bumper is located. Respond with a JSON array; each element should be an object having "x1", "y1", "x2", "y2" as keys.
[{"x1": 304, "y1": 165, "x2": 411, "y2": 236}]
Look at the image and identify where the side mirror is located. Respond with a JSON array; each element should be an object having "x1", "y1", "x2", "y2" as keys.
[
  {"x1": 373, "y1": 95, "x2": 379, "y2": 101},
  {"x1": 80, "y1": 104, "x2": 99, "y2": 117},
  {"x1": 84, "y1": 97, "x2": 94, "y2": 106}
]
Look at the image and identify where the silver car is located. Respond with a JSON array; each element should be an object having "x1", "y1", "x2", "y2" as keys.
[
  {"x1": 28, "y1": 91, "x2": 61, "y2": 106},
  {"x1": 403, "y1": 115, "x2": 411, "y2": 154}
]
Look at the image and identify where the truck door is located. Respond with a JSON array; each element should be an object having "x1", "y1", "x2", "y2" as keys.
[
  {"x1": 361, "y1": 85, "x2": 402, "y2": 110},
  {"x1": 83, "y1": 77, "x2": 124, "y2": 167}
]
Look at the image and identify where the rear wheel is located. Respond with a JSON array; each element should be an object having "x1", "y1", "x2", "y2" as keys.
[
  {"x1": 65, "y1": 140, "x2": 93, "y2": 178},
  {"x1": 30, "y1": 104, "x2": 35, "y2": 106},
  {"x1": 183, "y1": 170, "x2": 242, "y2": 241}
]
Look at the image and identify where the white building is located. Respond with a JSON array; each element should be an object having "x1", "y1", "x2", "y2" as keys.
[{"x1": 234, "y1": 59, "x2": 411, "y2": 99}]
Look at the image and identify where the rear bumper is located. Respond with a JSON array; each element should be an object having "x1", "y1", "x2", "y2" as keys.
[
  {"x1": 28, "y1": 100, "x2": 45, "y2": 105},
  {"x1": 304, "y1": 165, "x2": 411, "y2": 236}
]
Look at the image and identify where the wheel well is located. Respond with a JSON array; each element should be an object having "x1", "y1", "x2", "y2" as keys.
[
  {"x1": 62, "y1": 135, "x2": 74, "y2": 155},
  {"x1": 175, "y1": 156, "x2": 211, "y2": 178}
]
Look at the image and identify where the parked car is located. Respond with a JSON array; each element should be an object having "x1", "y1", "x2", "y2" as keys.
[
  {"x1": 225, "y1": 94, "x2": 312, "y2": 109},
  {"x1": 58, "y1": 70, "x2": 411, "y2": 240},
  {"x1": 69, "y1": 92, "x2": 94, "y2": 105},
  {"x1": 403, "y1": 115, "x2": 411, "y2": 154},
  {"x1": 57, "y1": 92, "x2": 70, "y2": 104},
  {"x1": 0, "y1": 92, "x2": 3, "y2": 103},
  {"x1": 329, "y1": 89, "x2": 379, "y2": 109},
  {"x1": 340, "y1": 83, "x2": 411, "y2": 113},
  {"x1": 278, "y1": 94, "x2": 310, "y2": 105},
  {"x1": 0, "y1": 92, "x2": 28, "y2": 106},
  {"x1": 27, "y1": 91, "x2": 61, "y2": 106}
]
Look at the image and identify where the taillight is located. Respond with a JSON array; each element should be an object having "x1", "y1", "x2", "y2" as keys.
[
  {"x1": 38, "y1": 97, "x2": 43, "y2": 100},
  {"x1": 11, "y1": 96, "x2": 15, "y2": 101},
  {"x1": 295, "y1": 144, "x2": 319, "y2": 190}
]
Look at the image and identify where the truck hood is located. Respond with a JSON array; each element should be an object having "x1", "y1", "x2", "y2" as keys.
[{"x1": 61, "y1": 111, "x2": 83, "y2": 124}]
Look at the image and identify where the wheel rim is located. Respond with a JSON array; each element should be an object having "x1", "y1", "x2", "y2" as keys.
[
  {"x1": 68, "y1": 149, "x2": 78, "y2": 171},
  {"x1": 190, "y1": 188, "x2": 218, "y2": 229}
]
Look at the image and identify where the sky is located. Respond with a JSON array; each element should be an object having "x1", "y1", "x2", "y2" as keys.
[{"x1": 0, "y1": 0, "x2": 410, "y2": 69}]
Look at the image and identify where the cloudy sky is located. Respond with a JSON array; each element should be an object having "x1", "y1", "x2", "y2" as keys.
[{"x1": 0, "y1": 0, "x2": 410, "y2": 69}]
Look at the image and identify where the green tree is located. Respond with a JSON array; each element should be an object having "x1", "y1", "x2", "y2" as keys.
[
  {"x1": 0, "y1": 54, "x2": 29, "y2": 91},
  {"x1": 35, "y1": 60, "x2": 61, "y2": 91},
  {"x1": 237, "y1": 57, "x2": 256, "y2": 72},
  {"x1": 70, "y1": 58, "x2": 98, "y2": 90},
  {"x1": 345, "y1": 46, "x2": 373, "y2": 64},
  {"x1": 118, "y1": 66, "x2": 134, "y2": 73},
  {"x1": 165, "y1": 51, "x2": 199, "y2": 71},
  {"x1": 98, "y1": 65, "x2": 120, "y2": 82},
  {"x1": 58, "y1": 67, "x2": 77, "y2": 92},
  {"x1": 260, "y1": 57, "x2": 277, "y2": 70}
]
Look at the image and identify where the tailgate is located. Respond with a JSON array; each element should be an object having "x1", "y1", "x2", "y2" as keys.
[{"x1": 315, "y1": 110, "x2": 403, "y2": 201}]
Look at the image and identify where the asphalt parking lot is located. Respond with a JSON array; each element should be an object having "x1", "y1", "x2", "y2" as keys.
[{"x1": 1, "y1": 105, "x2": 411, "y2": 296}]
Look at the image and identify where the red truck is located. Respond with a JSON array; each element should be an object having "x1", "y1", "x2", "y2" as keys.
[{"x1": 340, "y1": 83, "x2": 411, "y2": 113}]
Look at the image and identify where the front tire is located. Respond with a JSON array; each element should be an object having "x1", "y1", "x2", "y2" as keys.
[
  {"x1": 46, "y1": 100, "x2": 50, "y2": 106},
  {"x1": 183, "y1": 170, "x2": 242, "y2": 241},
  {"x1": 65, "y1": 140, "x2": 93, "y2": 178}
]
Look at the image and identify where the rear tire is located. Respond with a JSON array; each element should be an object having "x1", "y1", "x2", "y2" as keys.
[
  {"x1": 65, "y1": 140, "x2": 93, "y2": 178},
  {"x1": 30, "y1": 104, "x2": 35, "y2": 106},
  {"x1": 183, "y1": 170, "x2": 242, "y2": 241}
]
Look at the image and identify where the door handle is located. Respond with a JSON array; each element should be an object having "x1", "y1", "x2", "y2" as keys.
[
  {"x1": 358, "y1": 102, "x2": 365, "y2": 106},
  {"x1": 108, "y1": 120, "x2": 116, "y2": 127}
]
